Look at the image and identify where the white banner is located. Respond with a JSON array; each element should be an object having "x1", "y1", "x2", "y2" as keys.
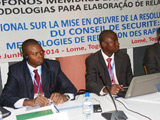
[{"x1": 0, "y1": 0, "x2": 160, "y2": 62}]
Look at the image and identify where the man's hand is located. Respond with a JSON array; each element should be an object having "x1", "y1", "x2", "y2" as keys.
[
  {"x1": 23, "y1": 95, "x2": 50, "y2": 107},
  {"x1": 110, "y1": 84, "x2": 123, "y2": 95},
  {"x1": 103, "y1": 84, "x2": 123, "y2": 95},
  {"x1": 50, "y1": 93, "x2": 69, "y2": 105}
]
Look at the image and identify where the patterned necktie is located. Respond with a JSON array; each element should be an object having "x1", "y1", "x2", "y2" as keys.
[
  {"x1": 107, "y1": 58, "x2": 115, "y2": 84},
  {"x1": 33, "y1": 69, "x2": 43, "y2": 94}
]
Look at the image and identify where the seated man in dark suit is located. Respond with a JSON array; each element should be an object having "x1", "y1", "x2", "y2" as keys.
[
  {"x1": 0, "y1": 39, "x2": 77, "y2": 108},
  {"x1": 143, "y1": 27, "x2": 160, "y2": 74},
  {"x1": 0, "y1": 68, "x2": 2, "y2": 96},
  {"x1": 85, "y1": 30, "x2": 133, "y2": 95}
]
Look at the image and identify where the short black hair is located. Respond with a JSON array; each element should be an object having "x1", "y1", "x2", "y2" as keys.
[
  {"x1": 99, "y1": 30, "x2": 117, "y2": 47},
  {"x1": 22, "y1": 39, "x2": 40, "y2": 54}
]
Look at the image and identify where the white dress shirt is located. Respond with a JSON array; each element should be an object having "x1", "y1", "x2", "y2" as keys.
[{"x1": 99, "y1": 50, "x2": 119, "y2": 95}]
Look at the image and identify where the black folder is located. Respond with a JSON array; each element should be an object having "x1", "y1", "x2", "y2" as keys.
[{"x1": 0, "y1": 106, "x2": 11, "y2": 118}]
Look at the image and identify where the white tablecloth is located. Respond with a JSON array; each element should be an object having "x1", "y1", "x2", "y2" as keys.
[{"x1": 4, "y1": 92, "x2": 160, "y2": 120}]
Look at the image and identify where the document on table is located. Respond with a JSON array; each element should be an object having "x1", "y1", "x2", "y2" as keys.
[
  {"x1": 16, "y1": 104, "x2": 69, "y2": 120},
  {"x1": 16, "y1": 109, "x2": 53, "y2": 120},
  {"x1": 28, "y1": 111, "x2": 69, "y2": 120}
]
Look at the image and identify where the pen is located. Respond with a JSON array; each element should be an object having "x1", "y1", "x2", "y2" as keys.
[
  {"x1": 54, "y1": 105, "x2": 60, "y2": 113},
  {"x1": 123, "y1": 86, "x2": 129, "y2": 89},
  {"x1": 48, "y1": 99, "x2": 60, "y2": 113}
]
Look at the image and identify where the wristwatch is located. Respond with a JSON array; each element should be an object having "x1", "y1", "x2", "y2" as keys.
[{"x1": 65, "y1": 95, "x2": 70, "y2": 100}]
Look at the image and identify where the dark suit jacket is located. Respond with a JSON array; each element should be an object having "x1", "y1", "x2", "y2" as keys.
[
  {"x1": 143, "y1": 43, "x2": 160, "y2": 74},
  {"x1": 85, "y1": 50, "x2": 133, "y2": 95},
  {"x1": 0, "y1": 59, "x2": 77, "y2": 108}
]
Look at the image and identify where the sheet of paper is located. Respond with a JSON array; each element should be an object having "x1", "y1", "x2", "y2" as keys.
[
  {"x1": 16, "y1": 104, "x2": 59, "y2": 120},
  {"x1": 16, "y1": 109, "x2": 53, "y2": 120},
  {"x1": 28, "y1": 111, "x2": 69, "y2": 120}
]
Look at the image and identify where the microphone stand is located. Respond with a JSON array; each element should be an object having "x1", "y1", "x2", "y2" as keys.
[{"x1": 99, "y1": 74, "x2": 128, "y2": 120}]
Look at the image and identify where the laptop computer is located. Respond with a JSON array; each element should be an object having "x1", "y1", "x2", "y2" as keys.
[{"x1": 117, "y1": 73, "x2": 160, "y2": 98}]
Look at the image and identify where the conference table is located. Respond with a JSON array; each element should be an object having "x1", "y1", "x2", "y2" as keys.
[{"x1": 4, "y1": 92, "x2": 160, "y2": 120}]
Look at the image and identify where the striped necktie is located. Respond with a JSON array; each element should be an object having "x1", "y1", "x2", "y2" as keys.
[
  {"x1": 33, "y1": 69, "x2": 43, "y2": 94},
  {"x1": 107, "y1": 58, "x2": 115, "y2": 84}
]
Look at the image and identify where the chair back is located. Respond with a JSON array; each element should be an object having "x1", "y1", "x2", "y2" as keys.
[{"x1": 144, "y1": 65, "x2": 148, "y2": 75}]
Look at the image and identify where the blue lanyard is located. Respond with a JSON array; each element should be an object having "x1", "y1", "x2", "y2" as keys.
[
  {"x1": 26, "y1": 62, "x2": 42, "y2": 93},
  {"x1": 107, "y1": 60, "x2": 115, "y2": 80}
]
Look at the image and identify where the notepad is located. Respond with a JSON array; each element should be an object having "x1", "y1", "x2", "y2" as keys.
[{"x1": 16, "y1": 109, "x2": 53, "y2": 120}]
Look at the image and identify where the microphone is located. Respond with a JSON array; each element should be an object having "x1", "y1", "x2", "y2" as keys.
[{"x1": 98, "y1": 73, "x2": 128, "y2": 120}]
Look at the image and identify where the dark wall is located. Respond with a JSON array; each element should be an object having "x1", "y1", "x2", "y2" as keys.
[
  {"x1": 0, "y1": 68, "x2": 2, "y2": 95},
  {"x1": 133, "y1": 45, "x2": 150, "y2": 76},
  {"x1": 120, "y1": 49, "x2": 127, "y2": 54},
  {"x1": 120, "y1": 45, "x2": 151, "y2": 77}
]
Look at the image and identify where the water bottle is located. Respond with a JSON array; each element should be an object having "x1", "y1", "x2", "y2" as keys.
[
  {"x1": 82, "y1": 92, "x2": 93, "y2": 120},
  {"x1": 0, "y1": 111, "x2": 3, "y2": 120}
]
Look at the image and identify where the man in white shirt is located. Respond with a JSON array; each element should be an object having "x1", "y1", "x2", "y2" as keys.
[
  {"x1": 0, "y1": 39, "x2": 77, "y2": 108},
  {"x1": 85, "y1": 30, "x2": 133, "y2": 95}
]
